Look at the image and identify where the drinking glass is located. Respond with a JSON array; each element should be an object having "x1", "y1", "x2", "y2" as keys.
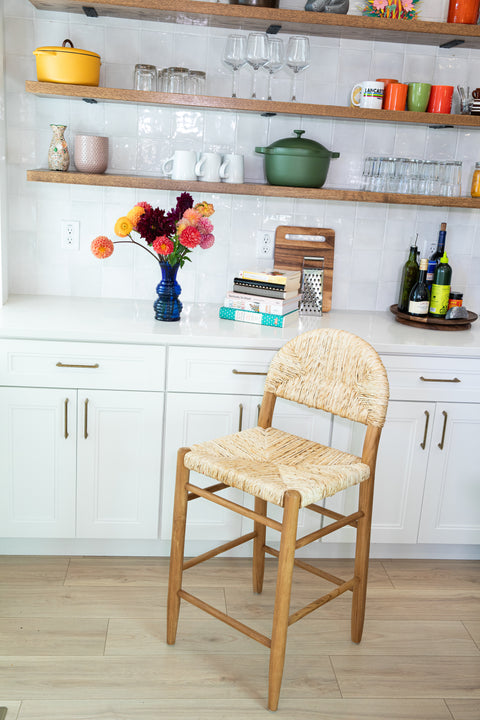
[
  {"x1": 286, "y1": 36, "x2": 310, "y2": 102},
  {"x1": 223, "y1": 35, "x2": 247, "y2": 98},
  {"x1": 246, "y1": 33, "x2": 269, "y2": 99},
  {"x1": 265, "y1": 37, "x2": 285, "y2": 101}
]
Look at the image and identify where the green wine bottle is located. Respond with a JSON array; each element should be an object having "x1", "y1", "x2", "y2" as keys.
[
  {"x1": 398, "y1": 245, "x2": 420, "y2": 313},
  {"x1": 408, "y1": 258, "x2": 430, "y2": 317},
  {"x1": 429, "y1": 252, "x2": 452, "y2": 317}
]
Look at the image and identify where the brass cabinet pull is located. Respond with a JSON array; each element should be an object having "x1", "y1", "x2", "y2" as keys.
[
  {"x1": 84, "y1": 398, "x2": 89, "y2": 439},
  {"x1": 238, "y1": 403, "x2": 244, "y2": 432},
  {"x1": 419, "y1": 376, "x2": 460, "y2": 383},
  {"x1": 232, "y1": 369, "x2": 268, "y2": 376},
  {"x1": 57, "y1": 362, "x2": 99, "y2": 369},
  {"x1": 438, "y1": 410, "x2": 448, "y2": 450},
  {"x1": 420, "y1": 410, "x2": 430, "y2": 450},
  {"x1": 64, "y1": 398, "x2": 69, "y2": 439}
]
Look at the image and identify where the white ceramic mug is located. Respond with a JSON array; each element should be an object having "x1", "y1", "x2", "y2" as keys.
[
  {"x1": 219, "y1": 153, "x2": 244, "y2": 184},
  {"x1": 162, "y1": 150, "x2": 197, "y2": 181},
  {"x1": 195, "y1": 152, "x2": 222, "y2": 182},
  {"x1": 351, "y1": 80, "x2": 384, "y2": 109}
]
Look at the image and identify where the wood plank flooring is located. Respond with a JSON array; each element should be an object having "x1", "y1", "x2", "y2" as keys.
[{"x1": 0, "y1": 556, "x2": 479, "y2": 719}]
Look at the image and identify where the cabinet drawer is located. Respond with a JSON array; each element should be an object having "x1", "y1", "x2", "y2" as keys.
[
  {"x1": 0, "y1": 340, "x2": 165, "y2": 391},
  {"x1": 381, "y1": 354, "x2": 480, "y2": 402},
  {"x1": 167, "y1": 346, "x2": 276, "y2": 394}
]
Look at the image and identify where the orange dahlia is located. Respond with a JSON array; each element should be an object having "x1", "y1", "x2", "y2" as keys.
[
  {"x1": 114, "y1": 216, "x2": 133, "y2": 237},
  {"x1": 91, "y1": 236, "x2": 114, "y2": 259},
  {"x1": 126, "y1": 206, "x2": 145, "y2": 229},
  {"x1": 194, "y1": 201, "x2": 214, "y2": 217}
]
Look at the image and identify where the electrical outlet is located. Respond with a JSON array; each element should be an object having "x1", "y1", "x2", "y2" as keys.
[
  {"x1": 61, "y1": 220, "x2": 80, "y2": 250},
  {"x1": 256, "y1": 231, "x2": 274, "y2": 259}
]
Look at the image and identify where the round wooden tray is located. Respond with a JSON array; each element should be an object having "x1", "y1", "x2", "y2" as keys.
[{"x1": 390, "y1": 304, "x2": 478, "y2": 331}]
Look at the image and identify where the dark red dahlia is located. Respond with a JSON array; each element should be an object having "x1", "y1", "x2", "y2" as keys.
[{"x1": 136, "y1": 207, "x2": 175, "y2": 244}]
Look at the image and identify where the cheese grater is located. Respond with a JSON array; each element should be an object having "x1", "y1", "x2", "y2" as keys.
[{"x1": 300, "y1": 256, "x2": 324, "y2": 316}]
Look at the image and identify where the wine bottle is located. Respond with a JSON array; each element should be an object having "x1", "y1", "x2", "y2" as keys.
[
  {"x1": 397, "y1": 244, "x2": 419, "y2": 313},
  {"x1": 426, "y1": 222, "x2": 447, "y2": 286},
  {"x1": 429, "y1": 251, "x2": 452, "y2": 317},
  {"x1": 408, "y1": 258, "x2": 430, "y2": 317}
]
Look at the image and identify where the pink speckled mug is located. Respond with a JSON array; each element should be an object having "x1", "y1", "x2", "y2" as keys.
[{"x1": 74, "y1": 135, "x2": 108, "y2": 174}]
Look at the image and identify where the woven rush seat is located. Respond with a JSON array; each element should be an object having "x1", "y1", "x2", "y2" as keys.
[{"x1": 185, "y1": 426, "x2": 370, "y2": 507}]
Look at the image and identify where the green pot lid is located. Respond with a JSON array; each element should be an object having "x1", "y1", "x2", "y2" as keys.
[{"x1": 256, "y1": 130, "x2": 339, "y2": 157}]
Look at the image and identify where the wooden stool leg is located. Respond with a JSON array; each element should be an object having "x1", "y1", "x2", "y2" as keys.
[
  {"x1": 253, "y1": 497, "x2": 267, "y2": 594},
  {"x1": 268, "y1": 490, "x2": 300, "y2": 712},
  {"x1": 167, "y1": 447, "x2": 191, "y2": 646},
  {"x1": 351, "y1": 474, "x2": 374, "y2": 644}
]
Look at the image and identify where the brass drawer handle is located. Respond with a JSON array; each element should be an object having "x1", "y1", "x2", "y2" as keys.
[
  {"x1": 419, "y1": 376, "x2": 460, "y2": 383},
  {"x1": 57, "y1": 362, "x2": 99, "y2": 369},
  {"x1": 438, "y1": 410, "x2": 448, "y2": 450},
  {"x1": 420, "y1": 410, "x2": 429, "y2": 450},
  {"x1": 238, "y1": 403, "x2": 244, "y2": 432},
  {"x1": 64, "y1": 398, "x2": 69, "y2": 439},
  {"x1": 84, "y1": 398, "x2": 89, "y2": 439},
  {"x1": 232, "y1": 369, "x2": 268, "y2": 376}
]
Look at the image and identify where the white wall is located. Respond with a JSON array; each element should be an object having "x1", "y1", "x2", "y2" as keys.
[{"x1": 2, "y1": 0, "x2": 480, "y2": 312}]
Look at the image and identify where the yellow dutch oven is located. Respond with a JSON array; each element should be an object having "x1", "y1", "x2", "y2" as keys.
[{"x1": 33, "y1": 39, "x2": 101, "y2": 86}]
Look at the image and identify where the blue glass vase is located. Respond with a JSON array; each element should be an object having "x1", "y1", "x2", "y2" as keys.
[{"x1": 154, "y1": 261, "x2": 183, "y2": 322}]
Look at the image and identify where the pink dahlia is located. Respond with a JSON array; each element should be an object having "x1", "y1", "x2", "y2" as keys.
[
  {"x1": 197, "y1": 217, "x2": 213, "y2": 235},
  {"x1": 153, "y1": 235, "x2": 174, "y2": 256},
  {"x1": 179, "y1": 226, "x2": 202, "y2": 249},
  {"x1": 199, "y1": 233, "x2": 215, "y2": 249},
  {"x1": 91, "y1": 236, "x2": 114, "y2": 259},
  {"x1": 182, "y1": 208, "x2": 202, "y2": 224},
  {"x1": 136, "y1": 201, "x2": 152, "y2": 211}
]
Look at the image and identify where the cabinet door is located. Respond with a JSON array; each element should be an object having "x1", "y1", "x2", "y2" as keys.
[
  {"x1": 76, "y1": 390, "x2": 163, "y2": 539},
  {"x1": 0, "y1": 387, "x2": 76, "y2": 537},
  {"x1": 324, "y1": 401, "x2": 435, "y2": 544},
  {"x1": 160, "y1": 392, "x2": 248, "y2": 541},
  {"x1": 418, "y1": 403, "x2": 480, "y2": 544}
]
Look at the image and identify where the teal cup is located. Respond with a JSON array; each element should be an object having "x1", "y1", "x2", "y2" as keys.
[{"x1": 407, "y1": 82, "x2": 432, "y2": 112}]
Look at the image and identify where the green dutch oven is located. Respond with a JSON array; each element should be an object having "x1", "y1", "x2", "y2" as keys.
[{"x1": 255, "y1": 129, "x2": 340, "y2": 188}]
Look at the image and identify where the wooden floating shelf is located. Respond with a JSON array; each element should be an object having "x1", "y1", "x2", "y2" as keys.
[
  {"x1": 26, "y1": 170, "x2": 480, "y2": 209},
  {"x1": 28, "y1": 0, "x2": 480, "y2": 49},
  {"x1": 25, "y1": 82, "x2": 480, "y2": 129}
]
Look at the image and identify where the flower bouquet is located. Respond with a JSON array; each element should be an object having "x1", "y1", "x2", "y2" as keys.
[
  {"x1": 361, "y1": 0, "x2": 420, "y2": 18},
  {"x1": 91, "y1": 193, "x2": 215, "y2": 321}
]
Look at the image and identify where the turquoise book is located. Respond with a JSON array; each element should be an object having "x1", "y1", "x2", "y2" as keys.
[{"x1": 219, "y1": 306, "x2": 298, "y2": 327}]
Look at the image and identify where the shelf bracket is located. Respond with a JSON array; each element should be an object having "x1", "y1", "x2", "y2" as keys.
[
  {"x1": 266, "y1": 24, "x2": 282, "y2": 34},
  {"x1": 82, "y1": 6, "x2": 98, "y2": 17},
  {"x1": 83, "y1": 98, "x2": 98, "y2": 104},
  {"x1": 428, "y1": 124, "x2": 454, "y2": 129},
  {"x1": 439, "y1": 39, "x2": 465, "y2": 49},
  {"x1": 261, "y1": 112, "x2": 277, "y2": 117}
]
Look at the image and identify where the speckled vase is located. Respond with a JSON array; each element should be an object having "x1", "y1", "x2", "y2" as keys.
[
  {"x1": 48, "y1": 124, "x2": 70, "y2": 171},
  {"x1": 154, "y1": 262, "x2": 183, "y2": 322}
]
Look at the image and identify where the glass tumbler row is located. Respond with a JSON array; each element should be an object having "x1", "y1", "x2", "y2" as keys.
[{"x1": 361, "y1": 157, "x2": 463, "y2": 197}]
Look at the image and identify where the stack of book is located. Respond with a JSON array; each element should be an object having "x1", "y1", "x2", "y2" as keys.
[{"x1": 219, "y1": 269, "x2": 301, "y2": 327}]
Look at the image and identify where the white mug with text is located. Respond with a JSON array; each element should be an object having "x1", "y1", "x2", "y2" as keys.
[{"x1": 351, "y1": 80, "x2": 384, "y2": 109}]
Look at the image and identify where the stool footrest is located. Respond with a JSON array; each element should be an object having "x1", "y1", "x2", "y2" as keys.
[
  {"x1": 307, "y1": 503, "x2": 361, "y2": 527},
  {"x1": 188, "y1": 482, "x2": 228, "y2": 501},
  {"x1": 288, "y1": 577, "x2": 356, "y2": 626},
  {"x1": 264, "y1": 545, "x2": 349, "y2": 587},
  {"x1": 183, "y1": 532, "x2": 256, "y2": 570},
  {"x1": 296, "y1": 510, "x2": 364, "y2": 549},
  {"x1": 178, "y1": 589, "x2": 271, "y2": 648}
]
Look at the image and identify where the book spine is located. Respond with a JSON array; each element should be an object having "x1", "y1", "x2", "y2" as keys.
[
  {"x1": 237, "y1": 271, "x2": 287, "y2": 285},
  {"x1": 219, "y1": 306, "x2": 296, "y2": 327},
  {"x1": 233, "y1": 277, "x2": 290, "y2": 291},
  {"x1": 232, "y1": 283, "x2": 287, "y2": 299},
  {"x1": 224, "y1": 294, "x2": 289, "y2": 314}
]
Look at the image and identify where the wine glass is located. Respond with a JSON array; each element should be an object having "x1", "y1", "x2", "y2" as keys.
[
  {"x1": 223, "y1": 34, "x2": 246, "y2": 98},
  {"x1": 265, "y1": 37, "x2": 285, "y2": 101},
  {"x1": 286, "y1": 36, "x2": 310, "y2": 102},
  {"x1": 246, "y1": 32, "x2": 269, "y2": 99}
]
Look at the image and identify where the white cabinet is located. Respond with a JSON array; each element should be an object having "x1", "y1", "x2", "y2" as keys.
[{"x1": 0, "y1": 340, "x2": 165, "y2": 539}]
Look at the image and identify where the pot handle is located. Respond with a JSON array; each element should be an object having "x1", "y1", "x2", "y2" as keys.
[
  {"x1": 330, "y1": 152, "x2": 340, "y2": 158},
  {"x1": 62, "y1": 39, "x2": 74, "y2": 48},
  {"x1": 255, "y1": 147, "x2": 267, "y2": 154}
]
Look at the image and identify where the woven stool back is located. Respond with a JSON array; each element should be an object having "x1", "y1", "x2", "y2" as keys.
[{"x1": 264, "y1": 328, "x2": 389, "y2": 427}]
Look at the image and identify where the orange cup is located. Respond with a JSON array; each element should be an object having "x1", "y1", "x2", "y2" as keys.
[
  {"x1": 427, "y1": 85, "x2": 454, "y2": 113},
  {"x1": 376, "y1": 78, "x2": 398, "y2": 85},
  {"x1": 383, "y1": 82, "x2": 408, "y2": 111}
]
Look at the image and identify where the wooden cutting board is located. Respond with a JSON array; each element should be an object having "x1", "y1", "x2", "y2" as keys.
[{"x1": 274, "y1": 226, "x2": 335, "y2": 312}]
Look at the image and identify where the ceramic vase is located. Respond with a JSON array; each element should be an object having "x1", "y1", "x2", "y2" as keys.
[
  {"x1": 154, "y1": 262, "x2": 183, "y2": 321},
  {"x1": 48, "y1": 124, "x2": 70, "y2": 171}
]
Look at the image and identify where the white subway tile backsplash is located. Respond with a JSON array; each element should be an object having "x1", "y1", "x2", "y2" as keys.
[{"x1": 2, "y1": 0, "x2": 479, "y2": 312}]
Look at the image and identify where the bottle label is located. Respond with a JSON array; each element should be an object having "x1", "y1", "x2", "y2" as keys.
[
  {"x1": 408, "y1": 300, "x2": 429, "y2": 315},
  {"x1": 429, "y1": 284, "x2": 450, "y2": 316},
  {"x1": 426, "y1": 260, "x2": 436, "y2": 283}
]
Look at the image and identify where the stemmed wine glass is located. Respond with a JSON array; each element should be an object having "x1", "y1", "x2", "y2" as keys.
[
  {"x1": 246, "y1": 32, "x2": 269, "y2": 99},
  {"x1": 223, "y1": 34, "x2": 246, "y2": 98},
  {"x1": 286, "y1": 36, "x2": 310, "y2": 102},
  {"x1": 264, "y1": 37, "x2": 285, "y2": 101}
]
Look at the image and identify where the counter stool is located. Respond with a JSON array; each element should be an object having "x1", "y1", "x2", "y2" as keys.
[{"x1": 167, "y1": 328, "x2": 389, "y2": 710}]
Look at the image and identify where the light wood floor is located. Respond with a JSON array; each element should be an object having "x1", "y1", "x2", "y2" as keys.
[{"x1": 0, "y1": 555, "x2": 479, "y2": 719}]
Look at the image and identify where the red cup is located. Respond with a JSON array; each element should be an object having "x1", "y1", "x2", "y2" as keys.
[
  {"x1": 383, "y1": 82, "x2": 408, "y2": 111},
  {"x1": 447, "y1": 0, "x2": 480, "y2": 24},
  {"x1": 427, "y1": 85, "x2": 454, "y2": 113}
]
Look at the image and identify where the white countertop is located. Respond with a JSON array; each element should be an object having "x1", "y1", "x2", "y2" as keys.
[{"x1": 0, "y1": 294, "x2": 479, "y2": 357}]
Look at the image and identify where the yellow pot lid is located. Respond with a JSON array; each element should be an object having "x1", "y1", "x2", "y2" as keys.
[{"x1": 34, "y1": 45, "x2": 100, "y2": 59}]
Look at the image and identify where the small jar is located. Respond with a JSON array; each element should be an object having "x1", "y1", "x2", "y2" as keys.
[
  {"x1": 134, "y1": 64, "x2": 157, "y2": 91},
  {"x1": 448, "y1": 292, "x2": 463, "y2": 309},
  {"x1": 471, "y1": 161, "x2": 480, "y2": 197}
]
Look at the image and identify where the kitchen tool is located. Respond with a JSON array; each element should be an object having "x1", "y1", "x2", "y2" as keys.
[
  {"x1": 390, "y1": 304, "x2": 477, "y2": 331},
  {"x1": 74, "y1": 135, "x2": 108, "y2": 174},
  {"x1": 33, "y1": 39, "x2": 100, "y2": 86},
  {"x1": 255, "y1": 130, "x2": 340, "y2": 188},
  {"x1": 273, "y1": 225, "x2": 335, "y2": 312},
  {"x1": 299, "y1": 256, "x2": 324, "y2": 316}
]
